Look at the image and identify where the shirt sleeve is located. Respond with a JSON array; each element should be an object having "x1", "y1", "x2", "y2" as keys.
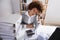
[{"x1": 33, "y1": 16, "x2": 39, "y2": 29}]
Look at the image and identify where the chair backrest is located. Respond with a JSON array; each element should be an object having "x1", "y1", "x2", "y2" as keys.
[{"x1": 48, "y1": 28, "x2": 60, "y2": 40}]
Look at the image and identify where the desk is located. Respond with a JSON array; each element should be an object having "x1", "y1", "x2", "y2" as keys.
[{"x1": 16, "y1": 25, "x2": 57, "y2": 40}]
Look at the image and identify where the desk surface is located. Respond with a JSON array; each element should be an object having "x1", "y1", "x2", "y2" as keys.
[{"x1": 16, "y1": 25, "x2": 57, "y2": 40}]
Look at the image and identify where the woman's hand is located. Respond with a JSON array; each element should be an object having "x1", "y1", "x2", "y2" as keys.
[{"x1": 26, "y1": 24, "x2": 34, "y2": 28}]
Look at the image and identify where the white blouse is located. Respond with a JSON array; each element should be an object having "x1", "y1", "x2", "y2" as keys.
[{"x1": 23, "y1": 11, "x2": 36, "y2": 24}]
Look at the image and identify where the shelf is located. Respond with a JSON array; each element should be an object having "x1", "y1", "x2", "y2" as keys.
[
  {"x1": 20, "y1": 0, "x2": 27, "y2": 14},
  {"x1": 20, "y1": 10, "x2": 26, "y2": 12},
  {"x1": 20, "y1": 3, "x2": 26, "y2": 4}
]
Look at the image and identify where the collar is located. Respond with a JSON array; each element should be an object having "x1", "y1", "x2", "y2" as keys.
[{"x1": 25, "y1": 11, "x2": 36, "y2": 17}]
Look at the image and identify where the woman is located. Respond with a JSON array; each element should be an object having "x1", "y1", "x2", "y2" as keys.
[{"x1": 21, "y1": 1, "x2": 44, "y2": 29}]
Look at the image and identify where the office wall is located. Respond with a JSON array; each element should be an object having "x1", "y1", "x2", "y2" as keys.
[
  {"x1": 0, "y1": 0, "x2": 20, "y2": 24},
  {"x1": 11, "y1": 0, "x2": 20, "y2": 14},
  {"x1": 45, "y1": 0, "x2": 60, "y2": 25}
]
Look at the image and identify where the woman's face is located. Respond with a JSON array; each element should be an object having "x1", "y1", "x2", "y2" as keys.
[{"x1": 31, "y1": 8, "x2": 40, "y2": 15}]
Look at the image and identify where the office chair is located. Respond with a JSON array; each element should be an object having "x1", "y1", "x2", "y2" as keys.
[{"x1": 48, "y1": 28, "x2": 60, "y2": 40}]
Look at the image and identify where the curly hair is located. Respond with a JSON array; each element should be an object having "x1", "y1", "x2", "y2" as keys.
[{"x1": 28, "y1": 1, "x2": 44, "y2": 13}]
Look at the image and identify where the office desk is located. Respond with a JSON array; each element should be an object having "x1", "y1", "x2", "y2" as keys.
[{"x1": 16, "y1": 25, "x2": 57, "y2": 40}]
